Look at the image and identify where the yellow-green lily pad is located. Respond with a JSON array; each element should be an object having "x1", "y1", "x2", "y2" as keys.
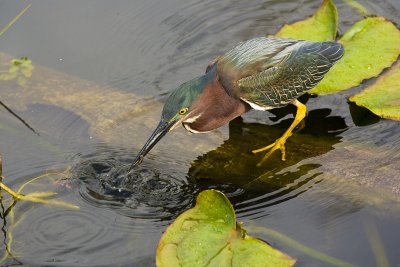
[
  {"x1": 349, "y1": 61, "x2": 400, "y2": 120},
  {"x1": 156, "y1": 189, "x2": 295, "y2": 267},
  {"x1": 311, "y1": 17, "x2": 400, "y2": 95},
  {"x1": 275, "y1": 0, "x2": 338, "y2": 42}
]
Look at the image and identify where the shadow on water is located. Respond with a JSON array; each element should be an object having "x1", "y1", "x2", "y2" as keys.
[
  {"x1": 189, "y1": 106, "x2": 347, "y2": 188},
  {"x1": 348, "y1": 102, "x2": 381, "y2": 126},
  {"x1": 186, "y1": 105, "x2": 348, "y2": 218}
]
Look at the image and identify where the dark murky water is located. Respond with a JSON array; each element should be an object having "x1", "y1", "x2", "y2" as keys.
[{"x1": 1, "y1": 0, "x2": 400, "y2": 266}]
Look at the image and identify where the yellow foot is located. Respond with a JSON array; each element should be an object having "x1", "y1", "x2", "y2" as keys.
[
  {"x1": 252, "y1": 138, "x2": 287, "y2": 167},
  {"x1": 252, "y1": 99, "x2": 306, "y2": 166}
]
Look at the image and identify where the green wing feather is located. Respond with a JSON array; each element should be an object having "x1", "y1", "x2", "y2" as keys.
[
  {"x1": 216, "y1": 37, "x2": 344, "y2": 109},
  {"x1": 237, "y1": 39, "x2": 344, "y2": 108}
]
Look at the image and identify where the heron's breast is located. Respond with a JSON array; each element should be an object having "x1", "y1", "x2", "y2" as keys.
[{"x1": 183, "y1": 75, "x2": 251, "y2": 133}]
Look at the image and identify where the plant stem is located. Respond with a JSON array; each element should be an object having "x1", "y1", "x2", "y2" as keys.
[
  {"x1": 341, "y1": 0, "x2": 370, "y2": 16},
  {"x1": 363, "y1": 220, "x2": 389, "y2": 267},
  {"x1": 0, "y1": 4, "x2": 31, "y2": 37},
  {"x1": 248, "y1": 225, "x2": 357, "y2": 267},
  {"x1": 0, "y1": 100, "x2": 39, "y2": 136}
]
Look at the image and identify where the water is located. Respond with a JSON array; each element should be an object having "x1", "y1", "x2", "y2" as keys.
[{"x1": 1, "y1": 0, "x2": 400, "y2": 266}]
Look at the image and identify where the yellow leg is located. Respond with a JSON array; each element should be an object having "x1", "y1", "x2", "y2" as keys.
[{"x1": 253, "y1": 99, "x2": 306, "y2": 166}]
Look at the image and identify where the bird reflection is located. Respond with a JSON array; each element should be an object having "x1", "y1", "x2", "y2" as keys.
[{"x1": 189, "y1": 107, "x2": 348, "y2": 193}]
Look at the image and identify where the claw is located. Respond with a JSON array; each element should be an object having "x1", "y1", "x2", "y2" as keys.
[
  {"x1": 252, "y1": 99, "x2": 307, "y2": 166},
  {"x1": 253, "y1": 137, "x2": 287, "y2": 166}
]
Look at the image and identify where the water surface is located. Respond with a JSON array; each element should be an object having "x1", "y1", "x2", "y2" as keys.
[{"x1": 1, "y1": 0, "x2": 400, "y2": 266}]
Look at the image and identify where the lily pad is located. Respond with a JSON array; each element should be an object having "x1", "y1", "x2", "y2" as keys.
[
  {"x1": 349, "y1": 61, "x2": 400, "y2": 120},
  {"x1": 156, "y1": 189, "x2": 295, "y2": 267},
  {"x1": 275, "y1": 0, "x2": 338, "y2": 42},
  {"x1": 311, "y1": 17, "x2": 400, "y2": 95}
]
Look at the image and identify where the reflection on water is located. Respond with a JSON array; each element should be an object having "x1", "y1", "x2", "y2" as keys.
[
  {"x1": 1, "y1": 0, "x2": 400, "y2": 266},
  {"x1": 71, "y1": 103, "x2": 346, "y2": 223},
  {"x1": 189, "y1": 107, "x2": 346, "y2": 187},
  {"x1": 349, "y1": 102, "x2": 381, "y2": 126}
]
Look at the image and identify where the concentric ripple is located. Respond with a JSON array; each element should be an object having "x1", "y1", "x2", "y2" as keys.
[
  {"x1": 72, "y1": 149, "x2": 199, "y2": 222},
  {"x1": 26, "y1": 210, "x2": 108, "y2": 249},
  {"x1": 12, "y1": 199, "x2": 155, "y2": 267}
]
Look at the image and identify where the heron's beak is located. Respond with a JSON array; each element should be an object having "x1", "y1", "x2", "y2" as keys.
[{"x1": 130, "y1": 120, "x2": 176, "y2": 169}]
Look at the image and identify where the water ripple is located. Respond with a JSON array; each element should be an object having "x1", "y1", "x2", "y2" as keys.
[
  {"x1": 72, "y1": 149, "x2": 199, "y2": 224},
  {"x1": 28, "y1": 210, "x2": 108, "y2": 249}
]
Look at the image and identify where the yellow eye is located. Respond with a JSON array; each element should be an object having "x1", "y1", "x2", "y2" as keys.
[{"x1": 179, "y1": 108, "x2": 188, "y2": 115}]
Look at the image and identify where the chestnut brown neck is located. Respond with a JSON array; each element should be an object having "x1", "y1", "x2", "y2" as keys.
[{"x1": 183, "y1": 74, "x2": 251, "y2": 133}]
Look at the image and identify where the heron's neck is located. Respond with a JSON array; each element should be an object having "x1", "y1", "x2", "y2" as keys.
[{"x1": 183, "y1": 67, "x2": 251, "y2": 133}]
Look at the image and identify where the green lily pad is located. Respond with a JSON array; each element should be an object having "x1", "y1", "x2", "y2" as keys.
[
  {"x1": 157, "y1": 190, "x2": 295, "y2": 267},
  {"x1": 311, "y1": 17, "x2": 400, "y2": 95},
  {"x1": 275, "y1": 0, "x2": 338, "y2": 42},
  {"x1": 349, "y1": 61, "x2": 400, "y2": 120}
]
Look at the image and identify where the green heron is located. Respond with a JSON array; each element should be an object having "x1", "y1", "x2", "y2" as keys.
[{"x1": 131, "y1": 37, "x2": 344, "y2": 168}]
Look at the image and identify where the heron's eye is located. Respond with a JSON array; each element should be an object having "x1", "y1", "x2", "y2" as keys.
[{"x1": 179, "y1": 108, "x2": 188, "y2": 115}]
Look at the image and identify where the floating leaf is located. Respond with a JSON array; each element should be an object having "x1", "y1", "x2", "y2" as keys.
[
  {"x1": 157, "y1": 189, "x2": 295, "y2": 267},
  {"x1": 0, "y1": 57, "x2": 34, "y2": 85},
  {"x1": 311, "y1": 17, "x2": 400, "y2": 95},
  {"x1": 9, "y1": 65, "x2": 19, "y2": 74},
  {"x1": 349, "y1": 61, "x2": 400, "y2": 120},
  {"x1": 275, "y1": 0, "x2": 338, "y2": 42},
  {"x1": 0, "y1": 72, "x2": 16, "y2": 81}
]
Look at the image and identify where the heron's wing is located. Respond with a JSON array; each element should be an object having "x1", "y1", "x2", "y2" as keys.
[
  {"x1": 237, "y1": 40, "x2": 344, "y2": 109},
  {"x1": 216, "y1": 38, "x2": 296, "y2": 92},
  {"x1": 220, "y1": 38, "x2": 297, "y2": 68}
]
